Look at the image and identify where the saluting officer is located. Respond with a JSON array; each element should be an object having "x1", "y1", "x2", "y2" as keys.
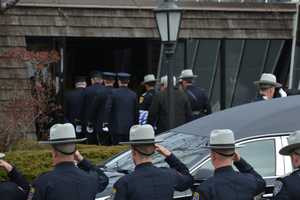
[
  {"x1": 83, "y1": 71, "x2": 110, "y2": 144},
  {"x1": 0, "y1": 153, "x2": 30, "y2": 200},
  {"x1": 179, "y1": 69, "x2": 211, "y2": 119},
  {"x1": 107, "y1": 73, "x2": 138, "y2": 144},
  {"x1": 111, "y1": 124, "x2": 193, "y2": 200},
  {"x1": 192, "y1": 129, "x2": 265, "y2": 200},
  {"x1": 139, "y1": 74, "x2": 157, "y2": 125},
  {"x1": 254, "y1": 73, "x2": 283, "y2": 101},
  {"x1": 273, "y1": 130, "x2": 300, "y2": 200},
  {"x1": 31, "y1": 123, "x2": 108, "y2": 200},
  {"x1": 64, "y1": 76, "x2": 87, "y2": 139}
]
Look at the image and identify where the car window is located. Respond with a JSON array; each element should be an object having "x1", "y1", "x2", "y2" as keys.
[
  {"x1": 239, "y1": 139, "x2": 276, "y2": 177},
  {"x1": 197, "y1": 138, "x2": 276, "y2": 177}
]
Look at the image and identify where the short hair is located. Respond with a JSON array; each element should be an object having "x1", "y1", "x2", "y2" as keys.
[
  {"x1": 132, "y1": 144, "x2": 155, "y2": 158},
  {"x1": 52, "y1": 143, "x2": 76, "y2": 155}
]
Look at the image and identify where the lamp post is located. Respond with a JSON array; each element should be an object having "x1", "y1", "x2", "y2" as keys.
[{"x1": 154, "y1": 0, "x2": 182, "y2": 130}]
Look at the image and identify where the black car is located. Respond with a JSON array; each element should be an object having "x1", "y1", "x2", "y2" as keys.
[{"x1": 96, "y1": 95, "x2": 300, "y2": 200}]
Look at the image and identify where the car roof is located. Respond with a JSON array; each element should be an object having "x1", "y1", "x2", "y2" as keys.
[{"x1": 170, "y1": 95, "x2": 300, "y2": 140}]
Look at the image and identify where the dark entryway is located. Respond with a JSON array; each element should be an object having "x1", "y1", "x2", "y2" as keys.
[{"x1": 64, "y1": 38, "x2": 161, "y2": 92}]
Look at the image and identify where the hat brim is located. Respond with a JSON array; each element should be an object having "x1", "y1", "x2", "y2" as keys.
[
  {"x1": 39, "y1": 138, "x2": 87, "y2": 144},
  {"x1": 279, "y1": 143, "x2": 300, "y2": 155},
  {"x1": 142, "y1": 80, "x2": 157, "y2": 85},
  {"x1": 0, "y1": 153, "x2": 5, "y2": 159},
  {"x1": 120, "y1": 139, "x2": 163, "y2": 145},
  {"x1": 254, "y1": 80, "x2": 282, "y2": 88},
  {"x1": 179, "y1": 75, "x2": 198, "y2": 79},
  {"x1": 201, "y1": 144, "x2": 244, "y2": 149}
]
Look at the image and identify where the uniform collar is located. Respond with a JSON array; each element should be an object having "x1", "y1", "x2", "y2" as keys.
[
  {"x1": 135, "y1": 162, "x2": 153, "y2": 170},
  {"x1": 214, "y1": 166, "x2": 234, "y2": 175},
  {"x1": 55, "y1": 161, "x2": 75, "y2": 169}
]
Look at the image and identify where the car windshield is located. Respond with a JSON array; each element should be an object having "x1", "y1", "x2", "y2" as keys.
[{"x1": 105, "y1": 132, "x2": 209, "y2": 171}]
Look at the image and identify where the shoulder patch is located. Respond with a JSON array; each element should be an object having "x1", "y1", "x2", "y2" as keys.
[
  {"x1": 192, "y1": 192, "x2": 200, "y2": 200},
  {"x1": 273, "y1": 180, "x2": 283, "y2": 196},
  {"x1": 139, "y1": 96, "x2": 144, "y2": 104}
]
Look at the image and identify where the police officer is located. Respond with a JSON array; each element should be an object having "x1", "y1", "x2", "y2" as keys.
[
  {"x1": 139, "y1": 74, "x2": 157, "y2": 125},
  {"x1": 31, "y1": 123, "x2": 108, "y2": 200},
  {"x1": 102, "y1": 72, "x2": 116, "y2": 145},
  {"x1": 83, "y1": 71, "x2": 110, "y2": 144},
  {"x1": 111, "y1": 124, "x2": 193, "y2": 200},
  {"x1": 179, "y1": 69, "x2": 211, "y2": 119},
  {"x1": 148, "y1": 76, "x2": 192, "y2": 134},
  {"x1": 192, "y1": 129, "x2": 265, "y2": 200},
  {"x1": 107, "y1": 73, "x2": 138, "y2": 144},
  {"x1": 0, "y1": 153, "x2": 30, "y2": 200},
  {"x1": 254, "y1": 73, "x2": 282, "y2": 101},
  {"x1": 64, "y1": 76, "x2": 86, "y2": 139},
  {"x1": 273, "y1": 130, "x2": 300, "y2": 200}
]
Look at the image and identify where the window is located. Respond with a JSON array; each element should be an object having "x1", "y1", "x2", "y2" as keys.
[
  {"x1": 239, "y1": 139, "x2": 276, "y2": 177},
  {"x1": 197, "y1": 138, "x2": 276, "y2": 177}
]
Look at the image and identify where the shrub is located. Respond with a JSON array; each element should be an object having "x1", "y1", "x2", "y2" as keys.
[{"x1": 0, "y1": 140, "x2": 128, "y2": 182}]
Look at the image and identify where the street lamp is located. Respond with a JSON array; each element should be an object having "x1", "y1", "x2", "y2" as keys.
[{"x1": 154, "y1": 0, "x2": 182, "y2": 130}]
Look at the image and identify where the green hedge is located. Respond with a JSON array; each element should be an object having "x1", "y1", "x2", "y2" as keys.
[{"x1": 0, "y1": 140, "x2": 128, "y2": 182}]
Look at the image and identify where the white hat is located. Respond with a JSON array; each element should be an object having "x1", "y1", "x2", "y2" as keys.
[
  {"x1": 142, "y1": 74, "x2": 157, "y2": 84},
  {"x1": 39, "y1": 123, "x2": 87, "y2": 144},
  {"x1": 279, "y1": 131, "x2": 300, "y2": 155},
  {"x1": 179, "y1": 69, "x2": 198, "y2": 79},
  {"x1": 0, "y1": 153, "x2": 5, "y2": 159},
  {"x1": 160, "y1": 76, "x2": 176, "y2": 87},
  {"x1": 121, "y1": 124, "x2": 163, "y2": 145},
  {"x1": 202, "y1": 129, "x2": 242, "y2": 149},
  {"x1": 254, "y1": 73, "x2": 282, "y2": 88}
]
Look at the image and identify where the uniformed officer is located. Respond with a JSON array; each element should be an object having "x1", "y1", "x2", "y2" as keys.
[
  {"x1": 192, "y1": 129, "x2": 266, "y2": 200},
  {"x1": 111, "y1": 124, "x2": 193, "y2": 200},
  {"x1": 64, "y1": 76, "x2": 86, "y2": 139},
  {"x1": 179, "y1": 69, "x2": 211, "y2": 119},
  {"x1": 107, "y1": 73, "x2": 138, "y2": 145},
  {"x1": 273, "y1": 130, "x2": 300, "y2": 200},
  {"x1": 0, "y1": 153, "x2": 30, "y2": 200},
  {"x1": 83, "y1": 71, "x2": 110, "y2": 144},
  {"x1": 139, "y1": 74, "x2": 157, "y2": 125},
  {"x1": 254, "y1": 73, "x2": 282, "y2": 101},
  {"x1": 148, "y1": 75, "x2": 192, "y2": 134},
  {"x1": 31, "y1": 123, "x2": 108, "y2": 200},
  {"x1": 102, "y1": 72, "x2": 117, "y2": 145}
]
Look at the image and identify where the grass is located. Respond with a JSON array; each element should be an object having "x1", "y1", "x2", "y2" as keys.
[{"x1": 0, "y1": 140, "x2": 129, "y2": 181}]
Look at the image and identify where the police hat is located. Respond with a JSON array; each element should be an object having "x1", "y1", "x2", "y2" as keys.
[
  {"x1": 39, "y1": 123, "x2": 87, "y2": 144},
  {"x1": 117, "y1": 73, "x2": 131, "y2": 81},
  {"x1": 0, "y1": 153, "x2": 5, "y2": 159},
  {"x1": 254, "y1": 73, "x2": 282, "y2": 88},
  {"x1": 74, "y1": 76, "x2": 86, "y2": 83},
  {"x1": 202, "y1": 129, "x2": 243, "y2": 149},
  {"x1": 121, "y1": 124, "x2": 163, "y2": 145},
  {"x1": 102, "y1": 72, "x2": 116, "y2": 80},
  {"x1": 90, "y1": 70, "x2": 102, "y2": 78},
  {"x1": 279, "y1": 130, "x2": 300, "y2": 155},
  {"x1": 142, "y1": 74, "x2": 157, "y2": 85}
]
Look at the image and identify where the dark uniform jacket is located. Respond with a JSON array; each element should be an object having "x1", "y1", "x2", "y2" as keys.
[
  {"x1": 184, "y1": 85, "x2": 211, "y2": 119},
  {"x1": 148, "y1": 89, "x2": 192, "y2": 134},
  {"x1": 64, "y1": 88, "x2": 85, "y2": 136},
  {"x1": 112, "y1": 154, "x2": 193, "y2": 200},
  {"x1": 0, "y1": 167, "x2": 30, "y2": 200},
  {"x1": 107, "y1": 86, "x2": 138, "y2": 142},
  {"x1": 32, "y1": 160, "x2": 108, "y2": 200},
  {"x1": 139, "y1": 89, "x2": 155, "y2": 111},
  {"x1": 193, "y1": 158, "x2": 265, "y2": 200},
  {"x1": 273, "y1": 168, "x2": 300, "y2": 200},
  {"x1": 254, "y1": 94, "x2": 267, "y2": 102}
]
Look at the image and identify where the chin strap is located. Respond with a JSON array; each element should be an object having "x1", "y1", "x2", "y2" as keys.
[
  {"x1": 214, "y1": 150, "x2": 234, "y2": 157},
  {"x1": 52, "y1": 145, "x2": 76, "y2": 155}
]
